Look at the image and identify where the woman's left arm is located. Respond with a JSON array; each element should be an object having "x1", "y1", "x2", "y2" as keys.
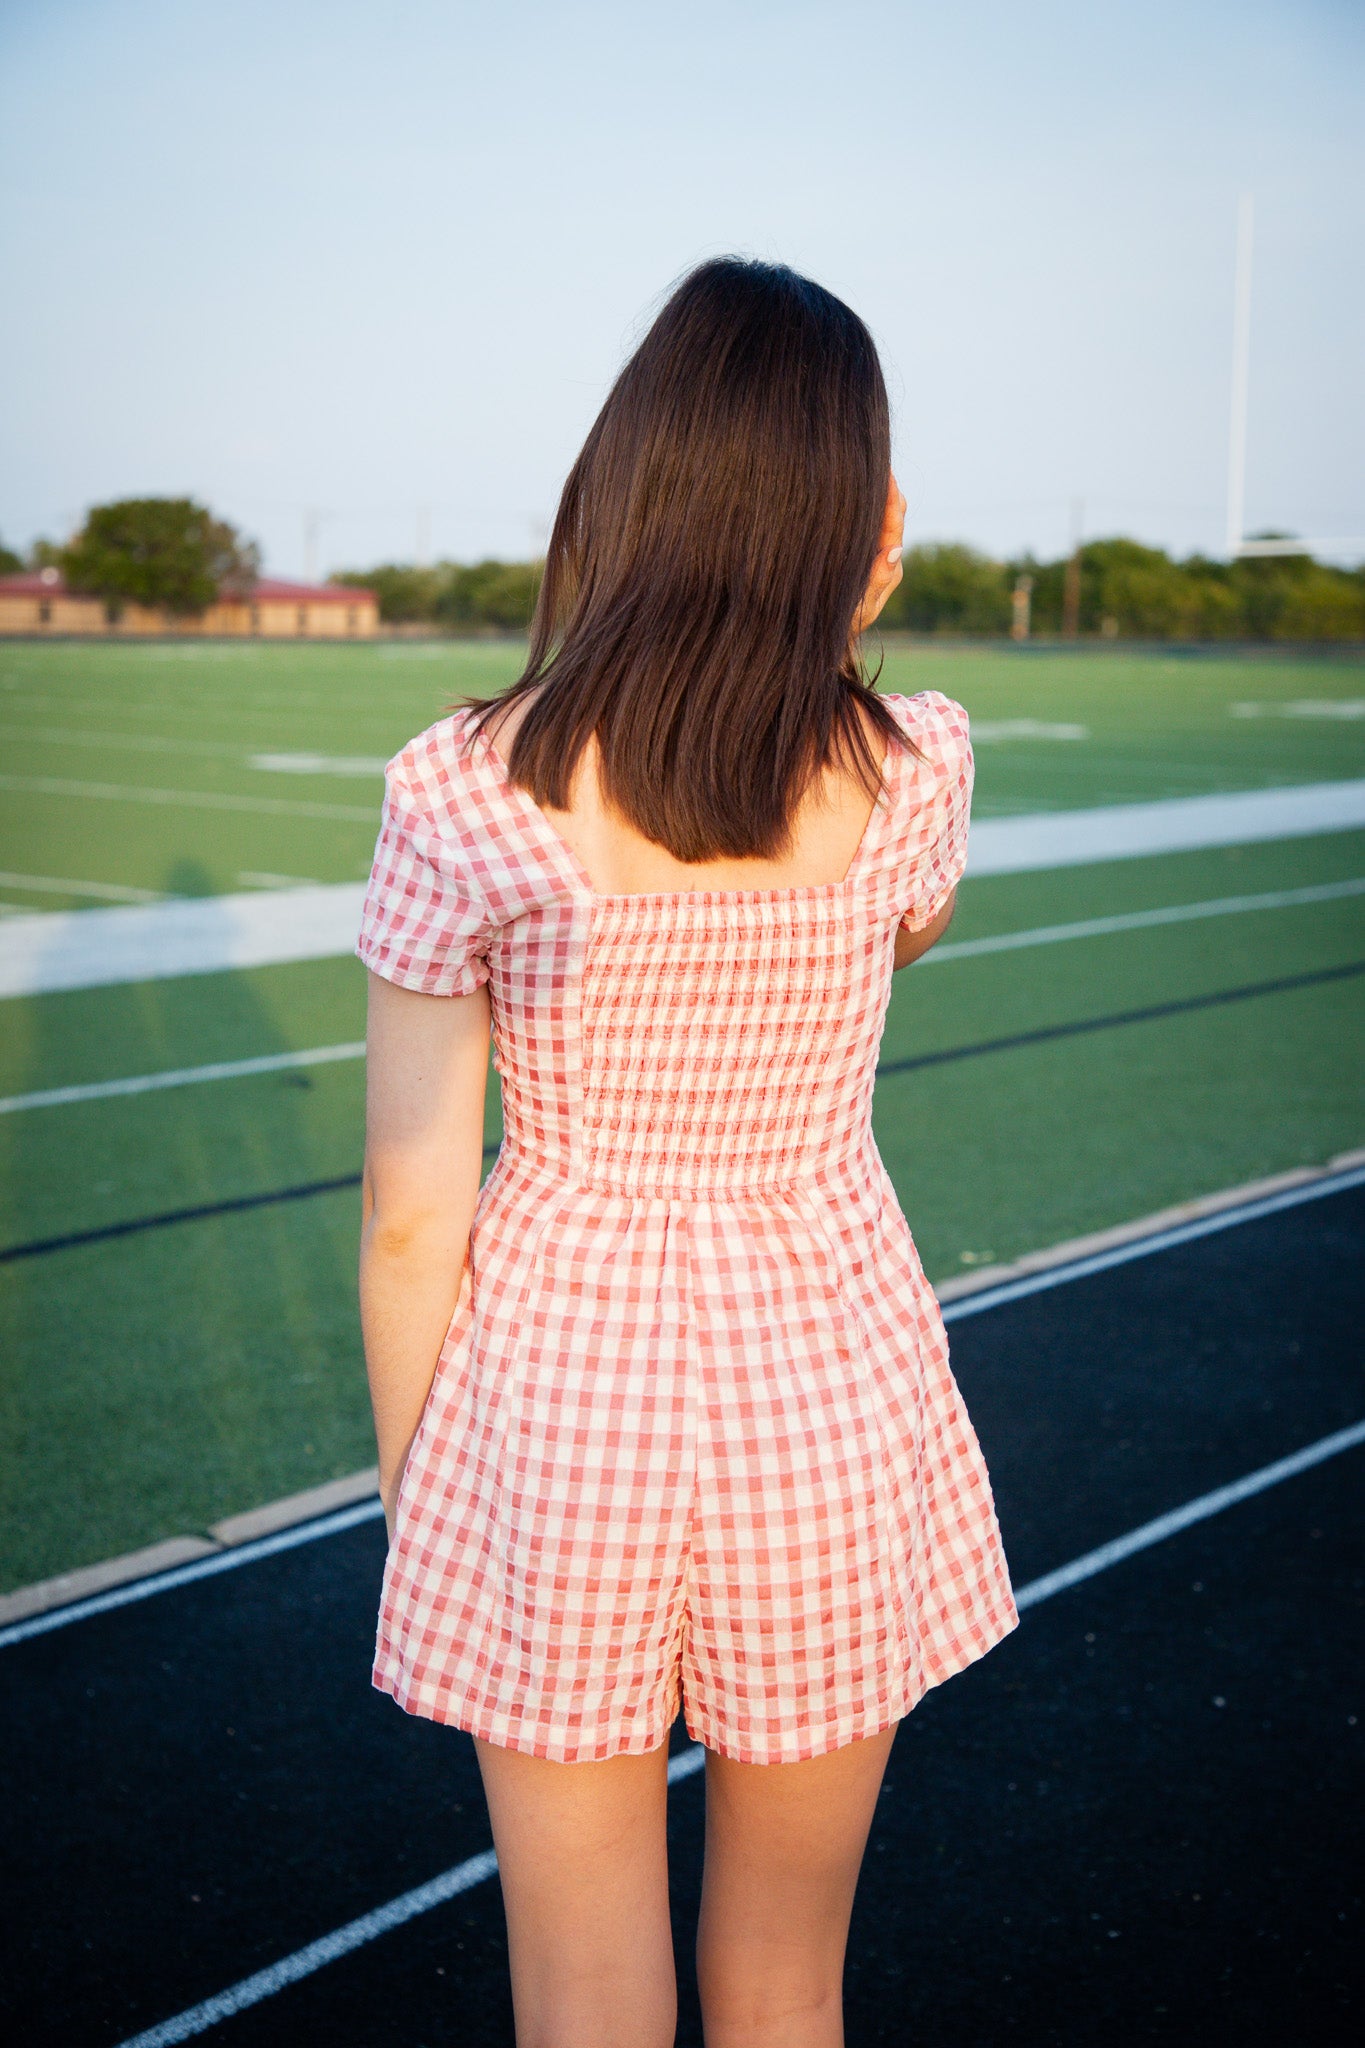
[
  {"x1": 893, "y1": 886, "x2": 958, "y2": 971},
  {"x1": 360, "y1": 970, "x2": 492, "y2": 1539}
]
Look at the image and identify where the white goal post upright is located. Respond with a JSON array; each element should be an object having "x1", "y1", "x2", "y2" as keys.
[
  {"x1": 1224, "y1": 193, "x2": 1364, "y2": 562},
  {"x1": 1225, "y1": 193, "x2": 1254, "y2": 560}
]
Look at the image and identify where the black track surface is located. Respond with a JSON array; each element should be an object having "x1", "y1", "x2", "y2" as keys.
[{"x1": 2, "y1": 1186, "x2": 1361, "y2": 2046}]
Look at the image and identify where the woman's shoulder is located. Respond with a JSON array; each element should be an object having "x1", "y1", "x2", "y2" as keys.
[
  {"x1": 879, "y1": 689, "x2": 971, "y2": 768},
  {"x1": 877, "y1": 692, "x2": 973, "y2": 828},
  {"x1": 384, "y1": 706, "x2": 484, "y2": 809}
]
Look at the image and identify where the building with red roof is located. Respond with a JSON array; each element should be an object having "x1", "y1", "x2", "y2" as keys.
[{"x1": 0, "y1": 567, "x2": 379, "y2": 639}]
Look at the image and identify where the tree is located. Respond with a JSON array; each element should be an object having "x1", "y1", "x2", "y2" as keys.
[
  {"x1": 334, "y1": 563, "x2": 446, "y2": 623},
  {"x1": 879, "y1": 544, "x2": 1012, "y2": 635},
  {"x1": 62, "y1": 497, "x2": 260, "y2": 617},
  {"x1": 436, "y1": 559, "x2": 543, "y2": 631},
  {"x1": 0, "y1": 538, "x2": 22, "y2": 576}
]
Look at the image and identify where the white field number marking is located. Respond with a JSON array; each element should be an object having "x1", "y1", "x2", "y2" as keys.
[
  {"x1": 971, "y1": 719, "x2": 1088, "y2": 741},
  {"x1": 1230, "y1": 700, "x2": 1365, "y2": 720},
  {"x1": 249, "y1": 753, "x2": 388, "y2": 776}
]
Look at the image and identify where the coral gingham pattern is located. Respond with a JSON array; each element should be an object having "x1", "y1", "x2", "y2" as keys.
[{"x1": 356, "y1": 690, "x2": 1017, "y2": 1764}]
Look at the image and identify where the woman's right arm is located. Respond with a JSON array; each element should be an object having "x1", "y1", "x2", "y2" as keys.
[{"x1": 359, "y1": 969, "x2": 491, "y2": 1539}]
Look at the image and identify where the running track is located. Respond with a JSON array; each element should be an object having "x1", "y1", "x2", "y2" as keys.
[{"x1": 1, "y1": 1179, "x2": 1360, "y2": 2045}]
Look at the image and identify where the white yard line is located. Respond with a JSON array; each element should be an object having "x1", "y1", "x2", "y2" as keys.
[
  {"x1": 0, "y1": 773, "x2": 374, "y2": 823},
  {"x1": 0, "y1": 870, "x2": 165, "y2": 905},
  {"x1": 0, "y1": 725, "x2": 265, "y2": 760},
  {"x1": 105, "y1": 1409, "x2": 1365, "y2": 2048},
  {"x1": 925, "y1": 875, "x2": 1365, "y2": 963},
  {"x1": 0, "y1": 1043, "x2": 366, "y2": 1117}
]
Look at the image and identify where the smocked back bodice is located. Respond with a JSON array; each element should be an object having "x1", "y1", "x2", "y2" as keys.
[{"x1": 355, "y1": 693, "x2": 975, "y2": 1203}]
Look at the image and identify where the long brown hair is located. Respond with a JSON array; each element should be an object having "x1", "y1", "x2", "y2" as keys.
[{"x1": 468, "y1": 257, "x2": 909, "y2": 861}]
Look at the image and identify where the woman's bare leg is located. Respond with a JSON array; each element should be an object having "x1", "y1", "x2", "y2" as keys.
[
  {"x1": 472, "y1": 1733, "x2": 676, "y2": 2048},
  {"x1": 696, "y1": 1723, "x2": 899, "y2": 2048}
]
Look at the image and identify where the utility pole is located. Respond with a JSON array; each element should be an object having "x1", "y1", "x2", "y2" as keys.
[
  {"x1": 1011, "y1": 573, "x2": 1033, "y2": 643},
  {"x1": 1062, "y1": 498, "x2": 1084, "y2": 640},
  {"x1": 303, "y1": 508, "x2": 320, "y2": 584},
  {"x1": 1225, "y1": 193, "x2": 1254, "y2": 559}
]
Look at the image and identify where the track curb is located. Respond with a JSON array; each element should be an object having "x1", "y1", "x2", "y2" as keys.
[
  {"x1": 934, "y1": 1144, "x2": 1365, "y2": 1303},
  {"x1": 0, "y1": 1468, "x2": 378, "y2": 1629}
]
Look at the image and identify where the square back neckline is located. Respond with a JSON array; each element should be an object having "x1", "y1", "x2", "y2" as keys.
[{"x1": 465, "y1": 708, "x2": 900, "y2": 907}]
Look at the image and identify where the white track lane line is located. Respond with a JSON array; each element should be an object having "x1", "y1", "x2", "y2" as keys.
[
  {"x1": 1013, "y1": 1419, "x2": 1365, "y2": 1608},
  {"x1": 110, "y1": 1414, "x2": 1365, "y2": 2048},
  {"x1": 0, "y1": 1042, "x2": 365, "y2": 1116},
  {"x1": 7, "y1": 872, "x2": 1363, "y2": 1090}
]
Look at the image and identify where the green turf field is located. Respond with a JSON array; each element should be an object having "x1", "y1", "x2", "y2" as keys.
[{"x1": 1, "y1": 640, "x2": 1362, "y2": 1590}]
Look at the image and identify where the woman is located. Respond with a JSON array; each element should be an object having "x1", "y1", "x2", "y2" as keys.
[{"x1": 357, "y1": 257, "x2": 1016, "y2": 2048}]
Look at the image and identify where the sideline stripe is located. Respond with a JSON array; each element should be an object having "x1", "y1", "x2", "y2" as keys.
[
  {"x1": 4, "y1": 969, "x2": 1361, "y2": 1262},
  {"x1": 964, "y1": 777, "x2": 1365, "y2": 875},
  {"x1": 0, "y1": 1042, "x2": 366, "y2": 1116},
  {"x1": 0, "y1": 773, "x2": 375, "y2": 824},
  {"x1": 4, "y1": 780, "x2": 1363, "y2": 999},
  {"x1": 877, "y1": 958, "x2": 1365, "y2": 1081},
  {"x1": 0, "y1": 882, "x2": 368, "y2": 1000},
  {"x1": 109, "y1": 1416, "x2": 1365, "y2": 2048},
  {"x1": 925, "y1": 874, "x2": 1365, "y2": 963},
  {"x1": 8, "y1": 1161, "x2": 1361, "y2": 1651},
  {"x1": 8, "y1": 876, "x2": 1362, "y2": 1118}
]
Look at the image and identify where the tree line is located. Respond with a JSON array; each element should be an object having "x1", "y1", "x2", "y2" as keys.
[
  {"x1": 333, "y1": 537, "x2": 1365, "y2": 642},
  {"x1": 4, "y1": 500, "x2": 1361, "y2": 640}
]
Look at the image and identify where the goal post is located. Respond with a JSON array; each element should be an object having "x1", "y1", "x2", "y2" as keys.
[{"x1": 1223, "y1": 194, "x2": 1364, "y2": 564}]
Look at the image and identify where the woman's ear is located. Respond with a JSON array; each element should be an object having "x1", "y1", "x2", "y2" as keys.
[{"x1": 853, "y1": 474, "x2": 907, "y2": 637}]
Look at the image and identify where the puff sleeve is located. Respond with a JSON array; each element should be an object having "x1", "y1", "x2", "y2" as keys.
[
  {"x1": 889, "y1": 691, "x2": 974, "y2": 933},
  {"x1": 354, "y1": 742, "x2": 496, "y2": 996}
]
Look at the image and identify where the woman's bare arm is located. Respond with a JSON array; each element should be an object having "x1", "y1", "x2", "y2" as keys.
[
  {"x1": 360, "y1": 970, "x2": 491, "y2": 1537},
  {"x1": 892, "y1": 886, "x2": 958, "y2": 971}
]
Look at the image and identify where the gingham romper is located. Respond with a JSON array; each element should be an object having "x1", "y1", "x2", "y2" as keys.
[{"x1": 356, "y1": 688, "x2": 1018, "y2": 1765}]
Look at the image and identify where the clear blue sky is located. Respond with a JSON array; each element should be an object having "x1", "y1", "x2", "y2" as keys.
[{"x1": 1, "y1": 0, "x2": 1361, "y2": 577}]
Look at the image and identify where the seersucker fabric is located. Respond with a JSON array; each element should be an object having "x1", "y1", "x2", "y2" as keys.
[{"x1": 356, "y1": 688, "x2": 1018, "y2": 1763}]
